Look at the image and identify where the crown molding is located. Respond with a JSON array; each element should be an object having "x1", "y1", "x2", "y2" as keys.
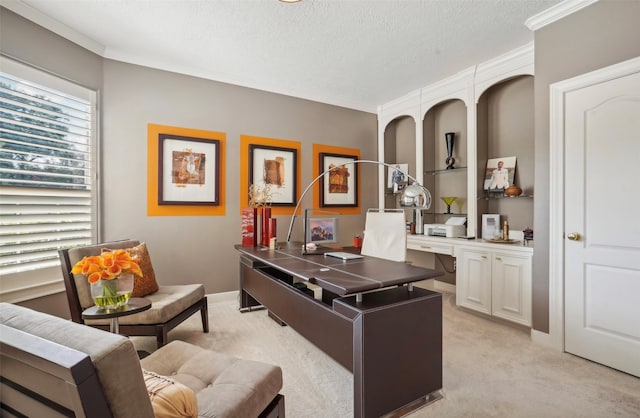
[
  {"x1": 1, "y1": 0, "x2": 105, "y2": 56},
  {"x1": 525, "y1": 0, "x2": 599, "y2": 31}
]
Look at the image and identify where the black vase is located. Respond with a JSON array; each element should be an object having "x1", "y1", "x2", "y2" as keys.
[{"x1": 445, "y1": 132, "x2": 456, "y2": 170}]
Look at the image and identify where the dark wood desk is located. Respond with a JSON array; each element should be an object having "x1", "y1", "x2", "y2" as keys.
[{"x1": 237, "y1": 243, "x2": 443, "y2": 418}]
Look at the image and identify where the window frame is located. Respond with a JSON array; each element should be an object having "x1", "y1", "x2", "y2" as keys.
[{"x1": 0, "y1": 55, "x2": 100, "y2": 303}]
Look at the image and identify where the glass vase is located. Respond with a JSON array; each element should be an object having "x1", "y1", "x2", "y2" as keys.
[{"x1": 90, "y1": 272, "x2": 134, "y2": 310}]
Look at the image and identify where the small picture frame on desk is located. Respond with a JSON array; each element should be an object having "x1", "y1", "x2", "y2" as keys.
[{"x1": 306, "y1": 217, "x2": 338, "y2": 245}]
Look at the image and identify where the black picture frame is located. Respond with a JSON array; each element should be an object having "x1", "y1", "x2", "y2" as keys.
[
  {"x1": 249, "y1": 144, "x2": 298, "y2": 206},
  {"x1": 319, "y1": 152, "x2": 358, "y2": 207},
  {"x1": 158, "y1": 134, "x2": 220, "y2": 205}
]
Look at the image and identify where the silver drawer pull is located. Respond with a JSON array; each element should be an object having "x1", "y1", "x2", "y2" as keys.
[{"x1": 420, "y1": 245, "x2": 432, "y2": 249}]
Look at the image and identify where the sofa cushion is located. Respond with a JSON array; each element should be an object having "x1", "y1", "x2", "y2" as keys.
[
  {"x1": 143, "y1": 370, "x2": 198, "y2": 418},
  {"x1": 83, "y1": 284, "x2": 205, "y2": 326},
  {"x1": 141, "y1": 341, "x2": 283, "y2": 418},
  {"x1": 126, "y1": 242, "x2": 159, "y2": 297},
  {"x1": 0, "y1": 303, "x2": 154, "y2": 418}
]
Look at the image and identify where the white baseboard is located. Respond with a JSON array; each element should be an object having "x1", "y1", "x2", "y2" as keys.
[{"x1": 206, "y1": 290, "x2": 239, "y2": 303}]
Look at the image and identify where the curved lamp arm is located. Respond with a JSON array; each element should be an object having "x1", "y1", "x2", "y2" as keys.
[{"x1": 286, "y1": 159, "x2": 431, "y2": 242}]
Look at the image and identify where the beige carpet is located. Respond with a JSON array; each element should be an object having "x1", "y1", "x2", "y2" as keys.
[{"x1": 132, "y1": 289, "x2": 640, "y2": 418}]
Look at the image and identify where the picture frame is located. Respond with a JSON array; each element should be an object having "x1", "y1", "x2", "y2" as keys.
[
  {"x1": 319, "y1": 152, "x2": 358, "y2": 207},
  {"x1": 249, "y1": 144, "x2": 298, "y2": 206},
  {"x1": 305, "y1": 217, "x2": 338, "y2": 245},
  {"x1": 158, "y1": 134, "x2": 220, "y2": 205},
  {"x1": 482, "y1": 214, "x2": 501, "y2": 240},
  {"x1": 483, "y1": 156, "x2": 517, "y2": 192},
  {"x1": 387, "y1": 163, "x2": 409, "y2": 193}
]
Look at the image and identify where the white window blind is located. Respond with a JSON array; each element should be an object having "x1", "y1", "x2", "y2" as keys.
[{"x1": 0, "y1": 57, "x2": 97, "y2": 301}]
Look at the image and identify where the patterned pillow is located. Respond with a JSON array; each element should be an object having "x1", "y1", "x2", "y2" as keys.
[
  {"x1": 142, "y1": 370, "x2": 198, "y2": 418},
  {"x1": 127, "y1": 242, "x2": 159, "y2": 297}
]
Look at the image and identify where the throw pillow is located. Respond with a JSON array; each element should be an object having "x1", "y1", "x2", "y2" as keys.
[
  {"x1": 127, "y1": 242, "x2": 159, "y2": 297},
  {"x1": 142, "y1": 370, "x2": 198, "y2": 418}
]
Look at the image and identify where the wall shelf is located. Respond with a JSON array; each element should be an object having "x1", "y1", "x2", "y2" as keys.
[
  {"x1": 425, "y1": 167, "x2": 468, "y2": 176},
  {"x1": 479, "y1": 194, "x2": 533, "y2": 200}
]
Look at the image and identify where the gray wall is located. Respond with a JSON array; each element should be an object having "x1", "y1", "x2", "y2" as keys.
[
  {"x1": 531, "y1": 0, "x2": 640, "y2": 331},
  {"x1": 101, "y1": 60, "x2": 377, "y2": 293},
  {"x1": 1, "y1": 7, "x2": 377, "y2": 316}
]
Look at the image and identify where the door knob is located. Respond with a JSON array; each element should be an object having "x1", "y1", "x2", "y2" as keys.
[{"x1": 567, "y1": 232, "x2": 581, "y2": 241}]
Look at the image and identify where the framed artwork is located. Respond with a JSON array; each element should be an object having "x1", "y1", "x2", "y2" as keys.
[
  {"x1": 482, "y1": 213, "x2": 500, "y2": 240},
  {"x1": 387, "y1": 163, "x2": 409, "y2": 194},
  {"x1": 483, "y1": 156, "x2": 517, "y2": 191},
  {"x1": 249, "y1": 144, "x2": 298, "y2": 206},
  {"x1": 319, "y1": 152, "x2": 358, "y2": 207},
  {"x1": 305, "y1": 217, "x2": 338, "y2": 244},
  {"x1": 158, "y1": 134, "x2": 220, "y2": 205}
]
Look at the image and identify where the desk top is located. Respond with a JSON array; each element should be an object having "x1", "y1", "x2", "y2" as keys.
[{"x1": 237, "y1": 243, "x2": 443, "y2": 295}]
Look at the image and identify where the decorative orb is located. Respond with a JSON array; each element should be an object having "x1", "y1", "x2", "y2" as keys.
[
  {"x1": 400, "y1": 183, "x2": 432, "y2": 209},
  {"x1": 504, "y1": 185, "x2": 523, "y2": 197}
]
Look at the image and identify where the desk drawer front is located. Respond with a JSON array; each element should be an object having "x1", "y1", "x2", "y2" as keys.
[{"x1": 407, "y1": 239, "x2": 454, "y2": 255}]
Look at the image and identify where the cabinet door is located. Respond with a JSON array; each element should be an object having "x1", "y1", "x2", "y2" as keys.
[
  {"x1": 456, "y1": 248, "x2": 491, "y2": 315},
  {"x1": 491, "y1": 252, "x2": 532, "y2": 326}
]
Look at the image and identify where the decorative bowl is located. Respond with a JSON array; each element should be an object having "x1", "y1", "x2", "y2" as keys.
[{"x1": 504, "y1": 185, "x2": 523, "y2": 197}]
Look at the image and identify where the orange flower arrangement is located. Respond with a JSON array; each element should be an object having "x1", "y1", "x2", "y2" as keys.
[{"x1": 71, "y1": 249, "x2": 143, "y2": 283}]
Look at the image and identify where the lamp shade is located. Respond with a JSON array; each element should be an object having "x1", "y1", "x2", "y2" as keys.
[{"x1": 400, "y1": 183, "x2": 432, "y2": 209}]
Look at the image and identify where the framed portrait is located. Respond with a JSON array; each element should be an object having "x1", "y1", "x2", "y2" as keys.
[
  {"x1": 249, "y1": 144, "x2": 298, "y2": 206},
  {"x1": 387, "y1": 163, "x2": 409, "y2": 193},
  {"x1": 158, "y1": 134, "x2": 220, "y2": 205},
  {"x1": 319, "y1": 152, "x2": 358, "y2": 207},
  {"x1": 305, "y1": 217, "x2": 338, "y2": 245},
  {"x1": 483, "y1": 156, "x2": 517, "y2": 191}
]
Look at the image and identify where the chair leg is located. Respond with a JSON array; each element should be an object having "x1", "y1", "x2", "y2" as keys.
[
  {"x1": 157, "y1": 328, "x2": 168, "y2": 348},
  {"x1": 200, "y1": 299, "x2": 209, "y2": 333}
]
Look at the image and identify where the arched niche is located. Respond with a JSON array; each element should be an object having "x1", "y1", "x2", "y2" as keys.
[
  {"x1": 476, "y1": 74, "x2": 534, "y2": 233},
  {"x1": 422, "y1": 98, "x2": 468, "y2": 219},
  {"x1": 383, "y1": 115, "x2": 416, "y2": 208}
]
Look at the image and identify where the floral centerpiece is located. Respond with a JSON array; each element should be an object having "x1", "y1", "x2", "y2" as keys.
[{"x1": 72, "y1": 249, "x2": 143, "y2": 309}]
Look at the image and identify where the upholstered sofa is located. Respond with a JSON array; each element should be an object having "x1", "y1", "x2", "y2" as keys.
[{"x1": 0, "y1": 303, "x2": 285, "y2": 418}]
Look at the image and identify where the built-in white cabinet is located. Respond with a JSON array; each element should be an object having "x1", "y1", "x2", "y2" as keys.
[
  {"x1": 456, "y1": 245, "x2": 532, "y2": 327},
  {"x1": 456, "y1": 247, "x2": 492, "y2": 314},
  {"x1": 408, "y1": 235, "x2": 533, "y2": 327},
  {"x1": 377, "y1": 42, "x2": 535, "y2": 239}
]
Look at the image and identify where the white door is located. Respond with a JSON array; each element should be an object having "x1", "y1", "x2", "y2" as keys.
[{"x1": 564, "y1": 68, "x2": 640, "y2": 377}]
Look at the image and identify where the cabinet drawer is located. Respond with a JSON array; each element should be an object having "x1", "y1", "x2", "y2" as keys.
[{"x1": 407, "y1": 239, "x2": 454, "y2": 255}]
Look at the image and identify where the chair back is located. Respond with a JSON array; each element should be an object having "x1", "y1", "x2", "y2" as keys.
[
  {"x1": 59, "y1": 239, "x2": 140, "y2": 322},
  {"x1": 360, "y1": 209, "x2": 407, "y2": 262}
]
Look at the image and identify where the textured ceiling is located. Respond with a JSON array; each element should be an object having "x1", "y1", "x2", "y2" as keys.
[{"x1": 9, "y1": 0, "x2": 563, "y2": 112}]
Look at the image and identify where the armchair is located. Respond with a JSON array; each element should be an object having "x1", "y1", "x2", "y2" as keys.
[
  {"x1": 58, "y1": 239, "x2": 209, "y2": 348},
  {"x1": 0, "y1": 303, "x2": 284, "y2": 418}
]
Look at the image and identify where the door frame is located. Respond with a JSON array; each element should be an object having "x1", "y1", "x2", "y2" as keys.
[{"x1": 543, "y1": 56, "x2": 640, "y2": 351}]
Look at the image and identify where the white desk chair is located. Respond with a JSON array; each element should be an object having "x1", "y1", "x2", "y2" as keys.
[{"x1": 360, "y1": 209, "x2": 407, "y2": 262}]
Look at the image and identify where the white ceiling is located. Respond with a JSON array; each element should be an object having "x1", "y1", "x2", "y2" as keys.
[{"x1": 6, "y1": 0, "x2": 564, "y2": 112}]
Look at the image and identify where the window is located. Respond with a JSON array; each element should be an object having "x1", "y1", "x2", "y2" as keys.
[{"x1": 0, "y1": 57, "x2": 98, "y2": 302}]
